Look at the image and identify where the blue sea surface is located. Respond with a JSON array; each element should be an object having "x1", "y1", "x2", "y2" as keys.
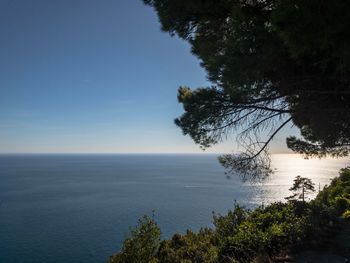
[{"x1": 0, "y1": 154, "x2": 348, "y2": 262}]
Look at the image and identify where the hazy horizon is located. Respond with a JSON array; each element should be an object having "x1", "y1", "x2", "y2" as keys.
[{"x1": 0, "y1": 150, "x2": 295, "y2": 155}]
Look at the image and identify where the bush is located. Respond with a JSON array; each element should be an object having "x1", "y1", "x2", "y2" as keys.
[
  {"x1": 220, "y1": 221, "x2": 269, "y2": 262},
  {"x1": 213, "y1": 203, "x2": 248, "y2": 240},
  {"x1": 214, "y1": 202, "x2": 310, "y2": 262},
  {"x1": 334, "y1": 197, "x2": 350, "y2": 215},
  {"x1": 108, "y1": 215, "x2": 161, "y2": 263},
  {"x1": 157, "y1": 228, "x2": 218, "y2": 263},
  {"x1": 342, "y1": 210, "x2": 350, "y2": 220},
  {"x1": 340, "y1": 168, "x2": 350, "y2": 182},
  {"x1": 313, "y1": 168, "x2": 350, "y2": 218}
]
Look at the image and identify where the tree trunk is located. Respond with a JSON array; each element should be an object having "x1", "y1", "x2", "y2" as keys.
[{"x1": 302, "y1": 186, "x2": 305, "y2": 202}]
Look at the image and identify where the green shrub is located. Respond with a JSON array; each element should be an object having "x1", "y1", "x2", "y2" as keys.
[
  {"x1": 108, "y1": 215, "x2": 161, "y2": 263},
  {"x1": 314, "y1": 168, "x2": 350, "y2": 216},
  {"x1": 213, "y1": 203, "x2": 248, "y2": 240},
  {"x1": 214, "y1": 202, "x2": 310, "y2": 262},
  {"x1": 220, "y1": 221, "x2": 268, "y2": 262},
  {"x1": 334, "y1": 197, "x2": 350, "y2": 215},
  {"x1": 339, "y1": 168, "x2": 350, "y2": 182},
  {"x1": 342, "y1": 210, "x2": 350, "y2": 220},
  {"x1": 157, "y1": 228, "x2": 218, "y2": 263}
]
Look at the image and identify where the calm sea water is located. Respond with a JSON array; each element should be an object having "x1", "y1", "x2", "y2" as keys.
[{"x1": 0, "y1": 154, "x2": 348, "y2": 263}]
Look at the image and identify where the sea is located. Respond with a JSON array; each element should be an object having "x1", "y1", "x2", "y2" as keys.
[{"x1": 0, "y1": 154, "x2": 348, "y2": 263}]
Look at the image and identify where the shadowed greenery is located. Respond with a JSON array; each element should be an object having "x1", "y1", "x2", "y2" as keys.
[
  {"x1": 143, "y1": 0, "x2": 350, "y2": 178},
  {"x1": 108, "y1": 215, "x2": 161, "y2": 263}
]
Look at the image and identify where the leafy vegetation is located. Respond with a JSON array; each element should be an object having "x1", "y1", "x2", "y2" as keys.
[
  {"x1": 109, "y1": 168, "x2": 350, "y2": 262},
  {"x1": 157, "y1": 229, "x2": 218, "y2": 263},
  {"x1": 108, "y1": 215, "x2": 161, "y2": 263}
]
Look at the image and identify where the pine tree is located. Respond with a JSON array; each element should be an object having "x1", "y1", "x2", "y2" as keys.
[
  {"x1": 286, "y1": 176, "x2": 315, "y2": 202},
  {"x1": 144, "y1": 0, "x2": 350, "y2": 179}
]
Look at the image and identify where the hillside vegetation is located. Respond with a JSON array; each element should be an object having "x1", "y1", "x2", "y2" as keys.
[{"x1": 108, "y1": 168, "x2": 350, "y2": 263}]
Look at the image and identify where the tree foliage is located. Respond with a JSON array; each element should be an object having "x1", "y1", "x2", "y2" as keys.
[
  {"x1": 286, "y1": 175, "x2": 316, "y2": 202},
  {"x1": 144, "y1": 0, "x2": 350, "y2": 178},
  {"x1": 108, "y1": 215, "x2": 161, "y2": 263},
  {"x1": 314, "y1": 167, "x2": 350, "y2": 217},
  {"x1": 157, "y1": 229, "x2": 218, "y2": 263}
]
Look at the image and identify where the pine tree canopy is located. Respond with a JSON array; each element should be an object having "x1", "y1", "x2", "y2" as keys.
[{"x1": 144, "y1": 0, "x2": 350, "y2": 179}]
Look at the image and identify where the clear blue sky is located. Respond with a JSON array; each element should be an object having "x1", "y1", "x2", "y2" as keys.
[{"x1": 0, "y1": 0, "x2": 296, "y2": 154}]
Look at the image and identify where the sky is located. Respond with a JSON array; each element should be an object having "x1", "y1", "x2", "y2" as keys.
[{"x1": 0, "y1": 0, "x2": 297, "y2": 154}]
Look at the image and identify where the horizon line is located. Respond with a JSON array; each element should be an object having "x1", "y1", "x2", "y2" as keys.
[{"x1": 0, "y1": 152, "x2": 296, "y2": 155}]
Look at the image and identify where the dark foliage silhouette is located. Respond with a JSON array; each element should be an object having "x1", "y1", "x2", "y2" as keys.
[{"x1": 144, "y1": 0, "x2": 350, "y2": 179}]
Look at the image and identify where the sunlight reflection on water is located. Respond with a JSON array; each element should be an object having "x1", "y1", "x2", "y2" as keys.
[{"x1": 248, "y1": 154, "x2": 350, "y2": 205}]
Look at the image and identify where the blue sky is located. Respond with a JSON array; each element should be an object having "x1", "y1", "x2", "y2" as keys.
[{"x1": 0, "y1": 0, "x2": 296, "y2": 153}]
